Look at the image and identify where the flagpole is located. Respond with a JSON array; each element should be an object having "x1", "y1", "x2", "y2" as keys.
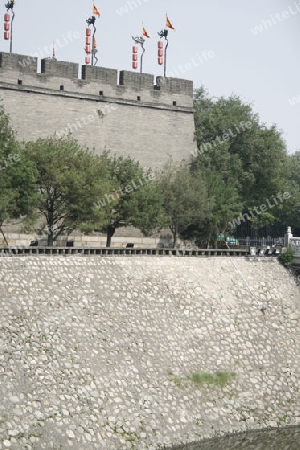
[
  {"x1": 86, "y1": 3, "x2": 99, "y2": 66},
  {"x1": 132, "y1": 34, "x2": 146, "y2": 73},
  {"x1": 91, "y1": 2, "x2": 94, "y2": 65},
  {"x1": 5, "y1": 1, "x2": 15, "y2": 54},
  {"x1": 9, "y1": 10, "x2": 14, "y2": 53},
  {"x1": 140, "y1": 43, "x2": 145, "y2": 74},
  {"x1": 164, "y1": 36, "x2": 168, "y2": 77},
  {"x1": 91, "y1": 33, "x2": 94, "y2": 66},
  {"x1": 158, "y1": 14, "x2": 174, "y2": 78}
]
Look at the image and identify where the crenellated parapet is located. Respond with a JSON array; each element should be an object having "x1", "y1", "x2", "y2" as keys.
[
  {"x1": 119, "y1": 71, "x2": 155, "y2": 90},
  {"x1": 0, "y1": 51, "x2": 196, "y2": 170},
  {"x1": 81, "y1": 64, "x2": 118, "y2": 85},
  {"x1": 0, "y1": 51, "x2": 37, "y2": 74},
  {"x1": 0, "y1": 52, "x2": 193, "y2": 108},
  {"x1": 41, "y1": 58, "x2": 78, "y2": 80}
]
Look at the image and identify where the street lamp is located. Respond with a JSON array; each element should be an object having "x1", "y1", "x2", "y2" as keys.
[
  {"x1": 4, "y1": 0, "x2": 15, "y2": 53},
  {"x1": 157, "y1": 14, "x2": 175, "y2": 78},
  {"x1": 85, "y1": 3, "x2": 100, "y2": 66},
  {"x1": 131, "y1": 25, "x2": 150, "y2": 73},
  {"x1": 86, "y1": 16, "x2": 98, "y2": 66},
  {"x1": 131, "y1": 36, "x2": 145, "y2": 73}
]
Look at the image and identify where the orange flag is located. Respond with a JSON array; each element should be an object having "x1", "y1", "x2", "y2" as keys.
[
  {"x1": 142, "y1": 26, "x2": 150, "y2": 38},
  {"x1": 93, "y1": 2, "x2": 100, "y2": 17},
  {"x1": 166, "y1": 14, "x2": 175, "y2": 30}
]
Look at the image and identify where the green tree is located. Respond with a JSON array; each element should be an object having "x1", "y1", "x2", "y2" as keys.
[
  {"x1": 193, "y1": 87, "x2": 288, "y2": 206},
  {"x1": 24, "y1": 137, "x2": 112, "y2": 246},
  {"x1": 196, "y1": 168, "x2": 241, "y2": 247},
  {"x1": 100, "y1": 154, "x2": 164, "y2": 247},
  {"x1": 192, "y1": 87, "x2": 291, "y2": 242},
  {"x1": 159, "y1": 159, "x2": 209, "y2": 247},
  {"x1": 0, "y1": 104, "x2": 37, "y2": 245},
  {"x1": 277, "y1": 151, "x2": 300, "y2": 232}
]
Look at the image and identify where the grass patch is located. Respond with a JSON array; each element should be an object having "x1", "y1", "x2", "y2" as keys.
[
  {"x1": 190, "y1": 371, "x2": 236, "y2": 388},
  {"x1": 167, "y1": 370, "x2": 236, "y2": 389}
]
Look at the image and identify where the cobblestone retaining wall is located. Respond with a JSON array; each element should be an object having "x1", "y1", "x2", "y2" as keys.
[{"x1": 0, "y1": 257, "x2": 299, "y2": 449}]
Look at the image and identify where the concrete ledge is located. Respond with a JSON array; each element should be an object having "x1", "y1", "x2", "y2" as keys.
[
  {"x1": 0, "y1": 82, "x2": 194, "y2": 113},
  {"x1": 0, "y1": 247, "x2": 251, "y2": 257}
]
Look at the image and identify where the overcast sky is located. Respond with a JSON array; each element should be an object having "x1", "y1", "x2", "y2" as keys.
[{"x1": 1, "y1": 0, "x2": 299, "y2": 154}]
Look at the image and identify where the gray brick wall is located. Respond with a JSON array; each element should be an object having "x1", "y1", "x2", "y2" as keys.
[{"x1": 0, "y1": 52, "x2": 196, "y2": 169}]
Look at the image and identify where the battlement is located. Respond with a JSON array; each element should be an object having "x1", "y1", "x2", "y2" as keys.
[
  {"x1": 82, "y1": 64, "x2": 118, "y2": 85},
  {"x1": 0, "y1": 52, "x2": 193, "y2": 108},
  {"x1": 0, "y1": 51, "x2": 37, "y2": 74},
  {"x1": 41, "y1": 58, "x2": 78, "y2": 79},
  {"x1": 0, "y1": 52, "x2": 196, "y2": 170}
]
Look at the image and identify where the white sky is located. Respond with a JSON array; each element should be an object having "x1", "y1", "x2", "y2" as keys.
[{"x1": 1, "y1": 0, "x2": 299, "y2": 154}]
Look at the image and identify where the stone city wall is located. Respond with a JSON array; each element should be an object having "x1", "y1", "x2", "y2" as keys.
[
  {"x1": 0, "y1": 52, "x2": 195, "y2": 170},
  {"x1": 0, "y1": 256, "x2": 299, "y2": 449}
]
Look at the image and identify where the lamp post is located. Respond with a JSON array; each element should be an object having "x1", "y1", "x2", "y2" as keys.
[
  {"x1": 131, "y1": 36, "x2": 145, "y2": 73},
  {"x1": 157, "y1": 15, "x2": 175, "y2": 77},
  {"x1": 131, "y1": 26, "x2": 149, "y2": 73},
  {"x1": 157, "y1": 29, "x2": 168, "y2": 78},
  {"x1": 4, "y1": 1, "x2": 15, "y2": 53},
  {"x1": 86, "y1": 16, "x2": 98, "y2": 66}
]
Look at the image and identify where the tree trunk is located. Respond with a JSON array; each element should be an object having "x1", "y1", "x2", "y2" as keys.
[
  {"x1": 47, "y1": 230, "x2": 54, "y2": 246},
  {"x1": 0, "y1": 226, "x2": 8, "y2": 246},
  {"x1": 172, "y1": 220, "x2": 178, "y2": 248},
  {"x1": 106, "y1": 225, "x2": 115, "y2": 247},
  {"x1": 206, "y1": 231, "x2": 211, "y2": 248},
  {"x1": 47, "y1": 214, "x2": 54, "y2": 246}
]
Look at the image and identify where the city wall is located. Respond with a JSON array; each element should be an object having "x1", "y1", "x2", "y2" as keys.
[
  {"x1": 0, "y1": 256, "x2": 299, "y2": 449},
  {"x1": 0, "y1": 52, "x2": 195, "y2": 169}
]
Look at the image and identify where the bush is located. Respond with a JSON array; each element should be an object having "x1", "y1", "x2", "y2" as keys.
[{"x1": 278, "y1": 247, "x2": 294, "y2": 267}]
